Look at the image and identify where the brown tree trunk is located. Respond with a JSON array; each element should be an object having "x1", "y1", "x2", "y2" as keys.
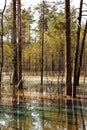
[
  {"x1": 77, "y1": 20, "x2": 87, "y2": 85},
  {"x1": 73, "y1": 0, "x2": 83, "y2": 98},
  {"x1": 17, "y1": 0, "x2": 22, "y2": 89},
  {"x1": 0, "y1": 0, "x2": 7, "y2": 90},
  {"x1": 52, "y1": 54, "x2": 55, "y2": 72},
  {"x1": 12, "y1": 0, "x2": 18, "y2": 85},
  {"x1": 65, "y1": 0, "x2": 72, "y2": 96},
  {"x1": 0, "y1": 14, "x2": 3, "y2": 91},
  {"x1": 29, "y1": 21, "x2": 31, "y2": 44},
  {"x1": 41, "y1": 0, "x2": 44, "y2": 86}
]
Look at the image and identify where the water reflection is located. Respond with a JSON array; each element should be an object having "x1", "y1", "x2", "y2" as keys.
[
  {"x1": 11, "y1": 87, "x2": 25, "y2": 115},
  {"x1": 66, "y1": 99, "x2": 87, "y2": 130},
  {"x1": 0, "y1": 84, "x2": 87, "y2": 129},
  {"x1": 78, "y1": 100, "x2": 85, "y2": 130},
  {"x1": 11, "y1": 97, "x2": 87, "y2": 129},
  {"x1": 73, "y1": 100, "x2": 78, "y2": 130},
  {"x1": 67, "y1": 100, "x2": 78, "y2": 130}
]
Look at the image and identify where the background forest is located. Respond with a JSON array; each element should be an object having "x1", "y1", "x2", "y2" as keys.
[
  {"x1": 0, "y1": 0, "x2": 87, "y2": 98},
  {"x1": 0, "y1": 1, "x2": 87, "y2": 129}
]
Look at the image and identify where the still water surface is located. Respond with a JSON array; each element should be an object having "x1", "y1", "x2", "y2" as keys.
[{"x1": 0, "y1": 82, "x2": 87, "y2": 130}]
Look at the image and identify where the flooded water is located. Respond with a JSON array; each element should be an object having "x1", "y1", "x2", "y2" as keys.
[
  {"x1": 0, "y1": 77, "x2": 87, "y2": 130},
  {"x1": 0, "y1": 97, "x2": 87, "y2": 130}
]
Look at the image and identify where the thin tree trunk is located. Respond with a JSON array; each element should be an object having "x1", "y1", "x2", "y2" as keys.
[
  {"x1": 17, "y1": 0, "x2": 22, "y2": 89},
  {"x1": 65, "y1": 0, "x2": 72, "y2": 96},
  {"x1": 52, "y1": 54, "x2": 55, "y2": 72},
  {"x1": 41, "y1": 0, "x2": 44, "y2": 86},
  {"x1": 0, "y1": 65, "x2": 2, "y2": 100},
  {"x1": 0, "y1": 0, "x2": 7, "y2": 94},
  {"x1": 0, "y1": 13, "x2": 3, "y2": 100},
  {"x1": 29, "y1": 21, "x2": 31, "y2": 44},
  {"x1": 77, "y1": 20, "x2": 87, "y2": 85},
  {"x1": 73, "y1": 0, "x2": 83, "y2": 98},
  {"x1": 12, "y1": 0, "x2": 18, "y2": 85}
]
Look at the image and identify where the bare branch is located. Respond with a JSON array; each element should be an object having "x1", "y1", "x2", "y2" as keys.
[
  {"x1": 83, "y1": 3, "x2": 87, "y2": 6},
  {"x1": 2, "y1": 0, "x2": 7, "y2": 13}
]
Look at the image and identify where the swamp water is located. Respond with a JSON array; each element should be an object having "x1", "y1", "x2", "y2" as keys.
[{"x1": 0, "y1": 78, "x2": 87, "y2": 130}]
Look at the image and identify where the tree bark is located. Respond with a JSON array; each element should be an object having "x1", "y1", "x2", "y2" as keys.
[
  {"x1": 17, "y1": 0, "x2": 22, "y2": 89},
  {"x1": 77, "y1": 20, "x2": 87, "y2": 85},
  {"x1": 12, "y1": 0, "x2": 18, "y2": 85},
  {"x1": 41, "y1": 0, "x2": 44, "y2": 86},
  {"x1": 73, "y1": 0, "x2": 83, "y2": 98},
  {"x1": 65, "y1": 0, "x2": 72, "y2": 96},
  {"x1": 0, "y1": 0, "x2": 7, "y2": 89}
]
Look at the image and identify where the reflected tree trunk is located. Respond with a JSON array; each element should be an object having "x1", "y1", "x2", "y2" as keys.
[
  {"x1": 12, "y1": 86, "x2": 25, "y2": 115},
  {"x1": 67, "y1": 100, "x2": 73, "y2": 130},
  {"x1": 67, "y1": 100, "x2": 78, "y2": 130},
  {"x1": 73, "y1": 100, "x2": 78, "y2": 130},
  {"x1": 79, "y1": 100, "x2": 85, "y2": 129},
  {"x1": 41, "y1": 98, "x2": 44, "y2": 128}
]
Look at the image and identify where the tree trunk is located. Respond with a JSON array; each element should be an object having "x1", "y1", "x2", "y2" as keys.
[
  {"x1": 77, "y1": 20, "x2": 87, "y2": 85},
  {"x1": 28, "y1": 21, "x2": 31, "y2": 44},
  {"x1": 52, "y1": 54, "x2": 55, "y2": 72},
  {"x1": 73, "y1": 0, "x2": 83, "y2": 98},
  {"x1": 0, "y1": 13, "x2": 3, "y2": 100},
  {"x1": 12, "y1": 0, "x2": 18, "y2": 85},
  {"x1": 65, "y1": 0, "x2": 72, "y2": 96},
  {"x1": 41, "y1": 0, "x2": 44, "y2": 86},
  {"x1": 0, "y1": 65, "x2": 2, "y2": 99},
  {"x1": 0, "y1": 0, "x2": 7, "y2": 90},
  {"x1": 17, "y1": 0, "x2": 22, "y2": 89}
]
